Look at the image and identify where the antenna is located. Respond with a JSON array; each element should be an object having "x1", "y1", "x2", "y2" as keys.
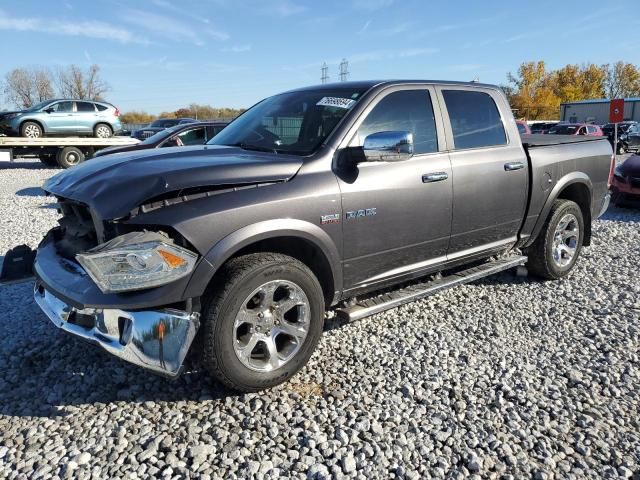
[
  {"x1": 339, "y1": 58, "x2": 349, "y2": 82},
  {"x1": 321, "y1": 62, "x2": 329, "y2": 84}
]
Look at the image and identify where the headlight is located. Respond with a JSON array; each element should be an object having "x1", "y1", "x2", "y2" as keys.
[
  {"x1": 76, "y1": 232, "x2": 197, "y2": 293},
  {"x1": 3, "y1": 113, "x2": 19, "y2": 120}
]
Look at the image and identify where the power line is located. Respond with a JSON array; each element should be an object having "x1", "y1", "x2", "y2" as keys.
[
  {"x1": 321, "y1": 62, "x2": 329, "y2": 84},
  {"x1": 339, "y1": 59, "x2": 349, "y2": 82}
]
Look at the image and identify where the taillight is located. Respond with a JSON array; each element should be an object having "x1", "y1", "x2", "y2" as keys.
[
  {"x1": 114, "y1": 108, "x2": 120, "y2": 117},
  {"x1": 608, "y1": 154, "x2": 615, "y2": 188}
]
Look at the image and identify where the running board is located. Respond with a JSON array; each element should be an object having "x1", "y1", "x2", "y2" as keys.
[{"x1": 336, "y1": 255, "x2": 527, "y2": 321}]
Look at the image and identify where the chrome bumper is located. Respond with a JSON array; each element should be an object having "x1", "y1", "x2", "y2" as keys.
[{"x1": 34, "y1": 282, "x2": 199, "y2": 377}]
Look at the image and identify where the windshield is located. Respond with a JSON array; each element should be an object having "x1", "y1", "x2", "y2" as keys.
[
  {"x1": 549, "y1": 125, "x2": 579, "y2": 135},
  {"x1": 25, "y1": 100, "x2": 54, "y2": 112},
  {"x1": 208, "y1": 87, "x2": 368, "y2": 155},
  {"x1": 141, "y1": 125, "x2": 183, "y2": 144},
  {"x1": 149, "y1": 119, "x2": 179, "y2": 128}
]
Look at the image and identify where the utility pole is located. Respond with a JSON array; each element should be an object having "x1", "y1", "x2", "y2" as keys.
[
  {"x1": 321, "y1": 62, "x2": 329, "y2": 84},
  {"x1": 339, "y1": 58, "x2": 349, "y2": 82}
]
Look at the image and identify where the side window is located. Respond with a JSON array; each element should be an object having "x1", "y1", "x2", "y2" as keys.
[
  {"x1": 52, "y1": 101, "x2": 74, "y2": 113},
  {"x1": 442, "y1": 90, "x2": 507, "y2": 149},
  {"x1": 76, "y1": 101, "x2": 96, "y2": 112},
  {"x1": 587, "y1": 126, "x2": 596, "y2": 134},
  {"x1": 96, "y1": 104, "x2": 108, "y2": 112},
  {"x1": 206, "y1": 125, "x2": 224, "y2": 140},
  {"x1": 355, "y1": 90, "x2": 438, "y2": 155},
  {"x1": 177, "y1": 127, "x2": 206, "y2": 145}
]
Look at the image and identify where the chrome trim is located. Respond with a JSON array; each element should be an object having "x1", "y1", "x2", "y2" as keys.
[
  {"x1": 34, "y1": 283, "x2": 199, "y2": 377},
  {"x1": 598, "y1": 192, "x2": 611, "y2": 218},
  {"x1": 422, "y1": 172, "x2": 449, "y2": 183},
  {"x1": 363, "y1": 131, "x2": 413, "y2": 162},
  {"x1": 504, "y1": 161, "x2": 525, "y2": 171}
]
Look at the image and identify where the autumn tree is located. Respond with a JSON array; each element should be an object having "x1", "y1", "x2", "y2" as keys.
[
  {"x1": 119, "y1": 111, "x2": 156, "y2": 124},
  {"x1": 552, "y1": 63, "x2": 605, "y2": 102},
  {"x1": 3, "y1": 67, "x2": 55, "y2": 108},
  {"x1": 506, "y1": 61, "x2": 560, "y2": 120},
  {"x1": 56, "y1": 64, "x2": 109, "y2": 100},
  {"x1": 603, "y1": 62, "x2": 640, "y2": 98}
]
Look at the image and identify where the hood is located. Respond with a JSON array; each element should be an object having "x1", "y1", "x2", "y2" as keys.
[
  {"x1": 0, "y1": 110, "x2": 23, "y2": 117},
  {"x1": 620, "y1": 154, "x2": 640, "y2": 176},
  {"x1": 44, "y1": 145, "x2": 303, "y2": 219},
  {"x1": 93, "y1": 144, "x2": 143, "y2": 157}
]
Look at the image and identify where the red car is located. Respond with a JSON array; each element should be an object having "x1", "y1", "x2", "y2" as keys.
[
  {"x1": 548, "y1": 123, "x2": 603, "y2": 137},
  {"x1": 516, "y1": 120, "x2": 531, "y2": 135},
  {"x1": 611, "y1": 153, "x2": 640, "y2": 207}
]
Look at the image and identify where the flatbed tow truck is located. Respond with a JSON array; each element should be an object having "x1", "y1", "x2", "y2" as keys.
[{"x1": 0, "y1": 135, "x2": 140, "y2": 169}]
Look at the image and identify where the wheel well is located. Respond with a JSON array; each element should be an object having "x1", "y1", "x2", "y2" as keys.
[
  {"x1": 20, "y1": 119, "x2": 44, "y2": 133},
  {"x1": 94, "y1": 122, "x2": 113, "y2": 132},
  {"x1": 557, "y1": 183, "x2": 592, "y2": 246},
  {"x1": 223, "y1": 236, "x2": 335, "y2": 305}
]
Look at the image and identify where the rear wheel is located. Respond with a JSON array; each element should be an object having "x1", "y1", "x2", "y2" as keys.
[
  {"x1": 616, "y1": 143, "x2": 626, "y2": 155},
  {"x1": 525, "y1": 199, "x2": 584, "y2": 280},
  {"x1": 20, "y1": 121, "x2": 43, "y2": 138},
  {"x1": 56, "y1": 147, "x2": 85, "y2": 169},
  {"x1": 94, "y1": 123, "x2": 113, "y2": 138},
  {"x1": 200, "y1": 253, "x2": 325, "y2": 392}
]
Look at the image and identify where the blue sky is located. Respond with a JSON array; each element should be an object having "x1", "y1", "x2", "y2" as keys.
[{"x1": 1, "y1": 0, "x2": 638, "y2": 113}]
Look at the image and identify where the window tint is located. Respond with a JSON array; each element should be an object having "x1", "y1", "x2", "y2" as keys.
[
  {"x1": 443, "y1": 90, "x2": 506, "y2": 149},
  {"x1": 76, "y1": 102, "x2": 96, "y2": 112},
  {"x1": 52, "y1": 101, "x2": 74, "y2": 113},
  {"x1": 356, "y1": 90, "x2": 438, "y2": 154}
]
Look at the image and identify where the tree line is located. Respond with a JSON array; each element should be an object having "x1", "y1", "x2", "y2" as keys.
[
  {"x1": 120, "y1": 105, "x2": 245, "y2": 125},
  {"x1": 504, "y1": 61, "x2": 640, "y2": 120}
]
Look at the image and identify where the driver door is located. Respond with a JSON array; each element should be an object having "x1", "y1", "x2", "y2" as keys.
[
  {"x1": 45, "y1": 101, "x2": 75, "y2": 134},
  {"x1": 336, "y1": 87, "x2": 453, "y2": 292}
]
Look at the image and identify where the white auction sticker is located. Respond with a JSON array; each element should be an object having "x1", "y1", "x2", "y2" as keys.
[{"x1": 316, "y1": 97, "x2": 356, "y2": 109}]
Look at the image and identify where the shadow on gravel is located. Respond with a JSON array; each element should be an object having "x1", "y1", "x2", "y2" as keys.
[
  {"x1": 0, "y1": 160, "x2": 51, "y2": 170},
  {"x1": 15, "y1": 186, "x2": 46, "y2": 197}
]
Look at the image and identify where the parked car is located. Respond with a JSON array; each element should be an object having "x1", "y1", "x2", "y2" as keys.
[
  {"x1": 516, "y1": 120, "x2": 531, "y2": 135},
  {"x1": 602, "y1": 121, "x2": 638, "y2": 154},
  {"x1": 131, "y1": 118, "x2": 197, "y2": 140},
  {"x1": 548, "y1": 123, "x2": 603, "y2": 136},
  {"x1": 530, "y1": 122, "x2": 558, "y2": 134},
  {"x1": 0, "y1": 99, "x2": 122, "y2": 138},
  {"x1": 94, "y1": 121, "x2": 228, "y2": 158},
  {"x1": 34, "y1": 80, "x2": 612, "y2": 392},
  {"x1": 617, "y1": 123, "x2": 640, "y2": 154},
  {"x1": 611, "y1": 153, "x2": 640, "y2": 206}
]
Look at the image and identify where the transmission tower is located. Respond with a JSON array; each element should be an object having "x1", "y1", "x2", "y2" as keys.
[
  {"x1": 321, "y1": 62, "x2": 329, "y2": 84},
  {"x1": 339, "y1": 58, "x2": 349, "y2": 82}
]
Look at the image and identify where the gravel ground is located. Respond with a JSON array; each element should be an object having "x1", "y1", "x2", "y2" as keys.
[{"x1": 1, "y1": 157, "x2": 639, "y2": 479}]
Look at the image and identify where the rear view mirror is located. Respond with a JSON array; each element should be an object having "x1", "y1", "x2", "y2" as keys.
[{"x1": 362, "y1": 131, "x2": 413, "y2": 162}]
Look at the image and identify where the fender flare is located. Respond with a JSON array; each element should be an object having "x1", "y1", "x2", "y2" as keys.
[
  {"x1": 525, "y1": 172, "x2": 593, "y2": 248},
  {"x1": 182, "y1": 219, "x2": 343, "y2": 302}
]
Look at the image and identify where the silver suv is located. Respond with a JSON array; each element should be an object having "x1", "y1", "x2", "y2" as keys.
[{"x1": 0, "y1": 99, "x2": 122, "y2": 138}]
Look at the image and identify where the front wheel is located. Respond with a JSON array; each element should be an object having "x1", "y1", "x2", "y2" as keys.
[
  {"x1": 525, "y1": 199, "x2": 584, "y2": 280},
  {"x1": 200, "y1": 253, "x2": 324, "y2": 392},
  {"x1": 20, "y1": 121, "x2": 43, "y2": 138}
]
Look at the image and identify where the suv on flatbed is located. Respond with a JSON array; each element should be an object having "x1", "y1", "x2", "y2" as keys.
[{"x1": 33, "y1": 80, "x2": 613, "y2": 392}]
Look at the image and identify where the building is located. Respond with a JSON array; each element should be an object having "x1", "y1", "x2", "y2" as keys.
[{"x1": 560, "y1": 98, "x2": 640, "y2": 124}]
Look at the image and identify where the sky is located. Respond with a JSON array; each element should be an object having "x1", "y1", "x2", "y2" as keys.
[{"x1": 0, "y1": 0, "x2": 639, "y2": 113}]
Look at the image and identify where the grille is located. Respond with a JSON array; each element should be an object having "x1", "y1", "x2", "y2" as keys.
[{"x1": 55, "y1": 199, "x2": 99, "y2": 259}]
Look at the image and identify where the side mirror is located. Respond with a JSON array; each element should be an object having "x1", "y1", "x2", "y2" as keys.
[
  {"x1": 44, "y1": 107, "x2": 54, "y2": 114},
  {"x1": 362, "y1": 131, "x2": 413, "y2": 162}
]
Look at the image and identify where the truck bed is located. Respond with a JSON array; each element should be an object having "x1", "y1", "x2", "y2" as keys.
[{"x1": 521, "y1": 134, "x2": 609, "y2": 148}]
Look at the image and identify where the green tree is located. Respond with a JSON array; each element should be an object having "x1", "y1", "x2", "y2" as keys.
[{"x1": 603, "y1": 62, "x2": 640, "y2": 98}]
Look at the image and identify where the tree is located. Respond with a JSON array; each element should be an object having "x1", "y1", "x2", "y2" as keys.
[
  {"x1": 506, "y1": 61, "x2": 560, "y2": 120},
  {"x1": 3, "y1": 67, "x2": 55, "y2": 109},
  {"x1": 603, "y1": 62, "x2": 640, "y2": 99},
  {"x1": 552, "y1": 63, "x2": 605, "y2": 103},
  {"x1": 56, "y1": 64, "x2": 109, "y2": 100},
  {"x1": 119, "y1": 111, "x2": 156, "y2": 124}
]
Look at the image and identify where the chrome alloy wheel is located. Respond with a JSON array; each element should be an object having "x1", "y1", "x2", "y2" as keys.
[
  {"x1": 551, "y1": 213, "x2": 579, "y2": 267},
  {"x1": 233, "y1": 280, "x2": 310, "y2": 372},
  {"x1": 95, "y1": 125, "x2": 111, "y2": 138},
  {"x1": 24, "y1": 124, "x2": 41, "y2": 138}
]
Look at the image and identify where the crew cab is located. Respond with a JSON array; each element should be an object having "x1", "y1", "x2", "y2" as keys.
[{"x1": 33, "y1": 81, "x2": 613, "y2": 392}]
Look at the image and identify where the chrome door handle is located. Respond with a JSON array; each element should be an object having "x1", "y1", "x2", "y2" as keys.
[
  {"x1": 422, "y1": 172, "x2": 449, "y2": 183},
  {"x1": 504, "y1": 162, "x2": 525, "y2": 171}
]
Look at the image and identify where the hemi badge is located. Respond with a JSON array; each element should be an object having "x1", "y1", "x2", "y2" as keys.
[{"x1": 320, "y1": 214, "x2": 340, "y2": 225}]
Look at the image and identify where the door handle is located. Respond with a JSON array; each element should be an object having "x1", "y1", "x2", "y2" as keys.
[
  {"x1": 422, "y1": 172, "x2": 449, "y2": 183},
  {"x1": 504, "y1": 162, "x2": 525, "y2": 171}
]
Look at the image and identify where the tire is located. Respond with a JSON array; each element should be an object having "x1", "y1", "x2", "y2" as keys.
[
  {"x1": 200, "y1": 253, "x2": 325, "y2": 392},
  {"x1": 616, "y1": 144, "x2": 626, "y2": 155},
  {"x1": 525, "y1": 199, "x2": 584, "y2": 280},
  {"x1": 94, "y1": 123, "x2": 113, "y2": 138},
  {"x1": 56, "y1": 147, "x2": 85, "y2": 169},
  {"x1": 39, "y1": 153, "x2": 57, "y2": 166},
  {"x1": 20, "y1": 121, "x2": 43, "y2": 138}
]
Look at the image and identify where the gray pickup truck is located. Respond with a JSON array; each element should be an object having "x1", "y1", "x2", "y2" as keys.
[{"x1": 33, "y1": 80, "x2": 613, "y2": 391}]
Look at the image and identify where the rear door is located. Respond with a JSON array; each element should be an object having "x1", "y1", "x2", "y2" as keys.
[
  {"x1": 337, "y1": 86, "x2": 453, "y2": 290},
  {"x1": 74, "y1": 101, "x2": 98, "y2": 134},
  {"x1": 436, "y1": 87, "x2": 528, "y2": 257}
]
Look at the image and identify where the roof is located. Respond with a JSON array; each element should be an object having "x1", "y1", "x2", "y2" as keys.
[
  {"x1": 284, "y1": 79, "x2": 500, "y2": 94},
  {"x1": 561, "y1": 97, "x2": 640, "y2": 106}
]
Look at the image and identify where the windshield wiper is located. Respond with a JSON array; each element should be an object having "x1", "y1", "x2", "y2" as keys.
[{"x1": 226, "y1": 142, "x2": 279, "y2": 154}]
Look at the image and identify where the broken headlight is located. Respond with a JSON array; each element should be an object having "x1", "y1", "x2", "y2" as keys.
[{"x1": 76, "y1": 232, "x2": 197, "y2": 293}]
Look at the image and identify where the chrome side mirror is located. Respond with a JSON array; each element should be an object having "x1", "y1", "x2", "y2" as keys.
[{"x1": 362, "y1": 131, "x2": 413, "y2": 162}]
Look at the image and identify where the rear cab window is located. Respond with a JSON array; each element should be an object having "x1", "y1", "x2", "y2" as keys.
[{"x1": 442, "y1": 89, "x2": 507, "y2": 149}]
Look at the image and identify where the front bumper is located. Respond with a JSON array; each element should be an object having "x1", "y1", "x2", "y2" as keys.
[{"x1": 34, "y1": 282, "x2": 199, "y2": 377}]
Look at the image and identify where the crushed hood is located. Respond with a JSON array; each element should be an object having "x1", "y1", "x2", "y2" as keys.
[{"x1": 44, "y1": 145, "x2": 303, "y2": 219}]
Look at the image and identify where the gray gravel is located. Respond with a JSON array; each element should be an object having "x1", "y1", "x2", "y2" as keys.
[{"x1": 1, "y1": 157, "x2": 639, "y2": 479}]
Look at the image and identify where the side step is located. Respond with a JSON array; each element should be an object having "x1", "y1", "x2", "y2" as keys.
[{"x1": 335, "y1": 255, "x2": 527, "y2": 321}]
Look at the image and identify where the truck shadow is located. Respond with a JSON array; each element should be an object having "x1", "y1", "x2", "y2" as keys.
[{"x1": 0, "y1": 159, "x2": 52, "y2": 170}]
